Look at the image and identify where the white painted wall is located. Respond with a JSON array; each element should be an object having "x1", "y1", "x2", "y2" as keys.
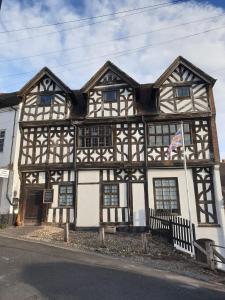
[
  {"x1": 77, "y1": 171, "x2": 100, "y2": 227},
  {"x1": 76, "y1": 184, "x2": 99, "y2": 227},
  {"x1": 0, "y1": 106, "x2": 21, "y2": 216},
  {"x1": 132, "y1": 183, "x2": 145, "y2": 226},
  {"x1": 78, "y1": 170, "x2": 99, "y2": 183}
]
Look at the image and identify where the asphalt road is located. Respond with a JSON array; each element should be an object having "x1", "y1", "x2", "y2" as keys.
[{"x1": 0, "y1": 236, "x2": 224, "y2": 300}]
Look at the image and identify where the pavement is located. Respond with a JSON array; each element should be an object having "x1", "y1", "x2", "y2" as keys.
[{"x1": 0, "y1": 235, "x2": 225, "y2": 300}]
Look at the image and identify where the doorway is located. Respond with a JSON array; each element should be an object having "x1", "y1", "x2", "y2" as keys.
[{"x1": 25, "y1": 189, "x2": 43, "y2": 224}]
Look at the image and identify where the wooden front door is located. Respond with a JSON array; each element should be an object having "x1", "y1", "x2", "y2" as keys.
[{"x1": 25, "y1": 190, "x2": 43, "y2": 223}]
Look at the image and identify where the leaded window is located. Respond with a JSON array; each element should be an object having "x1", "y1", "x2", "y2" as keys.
[
  {"x1": 0, "y1": 130, "x2": 5, "y2": 152},
  {"x1": 175, "y1": 86, "x2": 190, "y2": 98},
  {"x1": 102, "y1": 90, "x2": 118, "y2": 102},
  {"x1": 59, "y1": 185, "x2": 73, "y2": 206},
  {"x1": 153, "y1": 178, "x2": 180, "y2": 214},
  {"x1": 38, "y1": 94, "x2": 53, "y2": 106},
  {"x1": 148, "y1": 123, "x2": 191, "y2": 147},
  {"x1": 78, "y1": 126, "x2": 112, "y2": 148},
  {"x1": 103, "y1": 184, "x2": 119, "y2": 207}
]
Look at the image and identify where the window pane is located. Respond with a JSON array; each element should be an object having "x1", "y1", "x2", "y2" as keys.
[
  {"x1": 156, "y1": 136, "x2": 162, "y2": 145},
  {"x1": 149, "y1": 136, "x2": 155, "y2": 146},
  {"x1": 60, "y1": 186, "x2": 67, "y2": 194},
  {"x1": 176, "y1": 86, "x2": 190, "y2": 98},
  {"x1": 59, "y1": 185, "x2": 73, "y2": 206},
  {"x1": 170, "y1": 124, "x2": 176, "y2": 133},
  {"x1": 156, "y1": 125, "x2": 162, "y2": 134},
  {"x1": 78, "y1": 126, "x2": 112, "y2": 148},
  {"x1": 162, "y1": 125, "x2": 169, "y2": 134},
  {"x1": 67, "y1": 186, "x2": 73, "y2": 193},
  {"x1": 103, "y1": 90, "x2": 118, "y2": 102},
  {"x1": 163, "y1": 135, "x2": 169, "y2": 146},
  {"x1": 103, "y1": 185, "x2": 119, "y2": 206},
  {"x1": 184, "y1": 123, "x2": 190, "y2": 132},
  {"x1": 39, "y1": 95, "x2": 53, "y2": 106},
  {"x1": 154, "y1": 178, "x2": 179, "y2": 213},
  {"x1": 184, "y1": 134, "x2": 191, "y2": 145},
  {"x1": 149, "y1": 125, "x2": 155, "y2": 134},
  {"x1": 155, "y1": 180, "x2": 162, "y2": 187}
]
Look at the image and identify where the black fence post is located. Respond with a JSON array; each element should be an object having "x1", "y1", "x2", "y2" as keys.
[{"x1": 169, "y1": 219, "x2": 173, "y2": 244}]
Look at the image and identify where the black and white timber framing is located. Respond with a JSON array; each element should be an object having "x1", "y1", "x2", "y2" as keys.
[{"x1": 3, "y1": 57, "x2": 224, "y2": 240}]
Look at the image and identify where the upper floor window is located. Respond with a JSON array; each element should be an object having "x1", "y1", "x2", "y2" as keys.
[
  {"x1": 0, "y1": 130, "x2": 5, "y2": 152},
  {"x1": 38, "y1": 94, "x2": 53, "y2": 107},
  {"x1": 148, "y1": 123, "x2": 191, "y2": 147},
  {"x1": 102, "y1": 90, "x2": 118, "y2": 102},
  {"x1": 153, "y1": 178, "x2": 180, "y2": 214},
  {"x1": 103, "y1": 184, "x2": 119, "y2": 207},
  {"x1": 175, "y1": 86, "x2": 190, "y2": 98},
  {"x1": 78, "y1": 126, "x2": 112, "y2": 148},
  {"x1": 59, "y1": 185, "x2": 73, "y2": 206}
]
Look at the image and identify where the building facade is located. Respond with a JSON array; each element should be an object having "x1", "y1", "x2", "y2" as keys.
[
  {"x1": 0, "y1": 93, "x2": 21, "y2": 224},
  {"x1": 0, "y1": 56, "x2": 225, "y2": 257}
]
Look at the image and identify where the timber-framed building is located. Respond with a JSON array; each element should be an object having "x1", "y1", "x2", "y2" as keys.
[{"x1": 0, "y1": 56, "x2": 224, "y2": 251}]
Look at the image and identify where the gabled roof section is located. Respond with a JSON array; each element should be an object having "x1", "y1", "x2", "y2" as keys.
[
  {"x1": 81, "y1": 60, "x2": 139, "y2": 92},
  {"x1": 154, "y1": 56, "x2": 216, "y2": 88},
  {"x1": 19, "y1": 67, "x2": 72, "y2": 95}
]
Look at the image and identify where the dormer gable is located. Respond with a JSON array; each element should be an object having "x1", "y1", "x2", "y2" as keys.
[
  {"x1": 82, "y1": 61, "x2": 139, "y2": 92},
  {"x1": 154, "y1": 56, "x2": 216, "y2": 88},
  {"x1": 154, "y1": 56, "x2": 216, "y2": 114},
  {"x1": 19, "y1": 67, "x2": 72, "y2": 96},
  {"x1": 19, "y1": 67, "x2": 73, "y2": 122},
  {"x1": 82, "y1": 61, "x2": 139, "y2": 118}
]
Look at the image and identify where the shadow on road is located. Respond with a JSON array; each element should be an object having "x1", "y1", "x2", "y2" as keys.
[{"x1": 22, "y1": 262, "x2": 225, "y2": 300}]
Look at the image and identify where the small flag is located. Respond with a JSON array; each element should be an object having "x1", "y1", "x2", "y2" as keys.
[{"x1": 167, "y1": 128, "x2": 183, "y2": 159}]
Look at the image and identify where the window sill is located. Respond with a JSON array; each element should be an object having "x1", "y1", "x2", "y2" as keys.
[
  {"x1": 58, "y1": 206, "x2": 73, "y2": 209},
  {"x1": 77, "y1": 146, "x2": 113, "y2": 150},
  {"x1": 198, "y1": 224, "x2": 221, "y2": 228},
  {"x1": 103, "y1": 206, "x2": 120, "y2": 209}
]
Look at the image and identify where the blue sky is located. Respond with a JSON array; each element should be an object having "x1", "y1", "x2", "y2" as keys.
[{"x1": 1, "y1": 0, "x2": 225, "y2": 158}]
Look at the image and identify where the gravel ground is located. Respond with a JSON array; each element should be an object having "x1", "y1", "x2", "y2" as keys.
[{"x1": 1, "y1": 225, "x2": 225, "y2": 283}]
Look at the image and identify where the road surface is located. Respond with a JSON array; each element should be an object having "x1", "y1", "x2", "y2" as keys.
[{"x1": 0, "y1": 236, "x2": 224, "y2": 300}]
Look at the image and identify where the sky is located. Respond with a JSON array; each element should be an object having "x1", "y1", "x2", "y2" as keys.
[{"x1": 1, "y1": 0, "x2": 225, "y2": 158}]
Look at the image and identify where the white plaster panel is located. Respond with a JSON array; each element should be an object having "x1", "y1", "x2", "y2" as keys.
[
  {"x1": 119, "y1": 183, "x2": 127, "y2": 207},
  {"x1": 103, "y1": 208, "x2": 107, "y2": 222},
  {"x1": 47, "y1": 208, "x2": 53, "y2": 222},
  {"x1": 76, "y1": 184, "x2": 99, "y2": 227},
  {"x1": 78, "y1": 170, "x2": 99, "y2": 183},
  {"x1": 110, "y1": 208, "x2": 115, "y2": 222},
  {"x1": 70, "y1": 209, "x2": 74, "y2": 223},
  {"x1": 63, "y1": 209, "x2": 67, "y2": 223},
  {"x1": 117, "y1": 208, "x2": 122, "y2": 222},
  {"x1": 132, "y1": 183, "x2": 145, "y2": 226},
  {"x1": 52, "y1": 185, "x2": 58, "y2": 208},
  {"x1": 39, "y1": 172, "x2": 45, "y2": 184},
  {"x1": 55, "y1": 209, "x2": 59, "y2": 223}
]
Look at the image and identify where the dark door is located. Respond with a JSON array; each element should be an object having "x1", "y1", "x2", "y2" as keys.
[{"x1": 25, "y1": 190, "x2": 43, "y2": 223}]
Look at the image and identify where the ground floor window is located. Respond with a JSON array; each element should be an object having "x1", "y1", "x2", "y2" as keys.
[
  {"x1": 59, "y1": 185, "x2": 73, "y2": 206},
  {"x1": 153, "y1": 178, "x2": 180, "y2": 214},
  {"x1": 103, "y1": 184, "x2": 119, "y2": 207}
]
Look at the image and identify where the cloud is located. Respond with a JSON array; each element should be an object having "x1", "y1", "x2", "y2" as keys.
[{"x1": 0, "y1": 0, "x2": 225, "y2": 156}]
